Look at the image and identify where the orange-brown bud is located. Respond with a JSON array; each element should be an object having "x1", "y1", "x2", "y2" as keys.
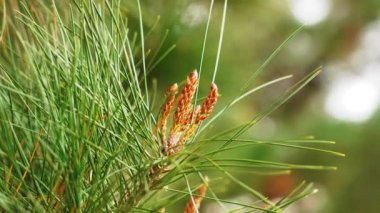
[
  {"x1": 172, "y1": 70, "x2": 198, "y2": 132},
  {"x1": 174, "y1": 106, "x2": 201, "y2": 152},
  {"x1": 155, "y1": 83, "x2": 178, "y2": 140},
  {"x1": 166, "y1": 83, "x2": 178, "y2": 96},
  {"x1": 161, "y1": 71, "x2": 218, "y2": 157},
  {"x1": 195, "y1": 83, "x2": 218, "y2": 124},
  {"x1": 184, "y1": 176, "x2": 209, "y2": 213}
]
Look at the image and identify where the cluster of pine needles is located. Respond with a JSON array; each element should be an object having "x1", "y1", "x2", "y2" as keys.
[{"x1": 0, "y1": 0, "x2": 344, "y2": 212}]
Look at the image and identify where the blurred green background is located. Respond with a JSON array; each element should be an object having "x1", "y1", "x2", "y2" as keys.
[{"x1": 130, "y1": 0, "x2": 380, "y2": 212}]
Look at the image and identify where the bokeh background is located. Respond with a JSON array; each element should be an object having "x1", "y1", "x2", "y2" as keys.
[{"x1": 129, "y1": 0, "x2": 380, "y2": 212}]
